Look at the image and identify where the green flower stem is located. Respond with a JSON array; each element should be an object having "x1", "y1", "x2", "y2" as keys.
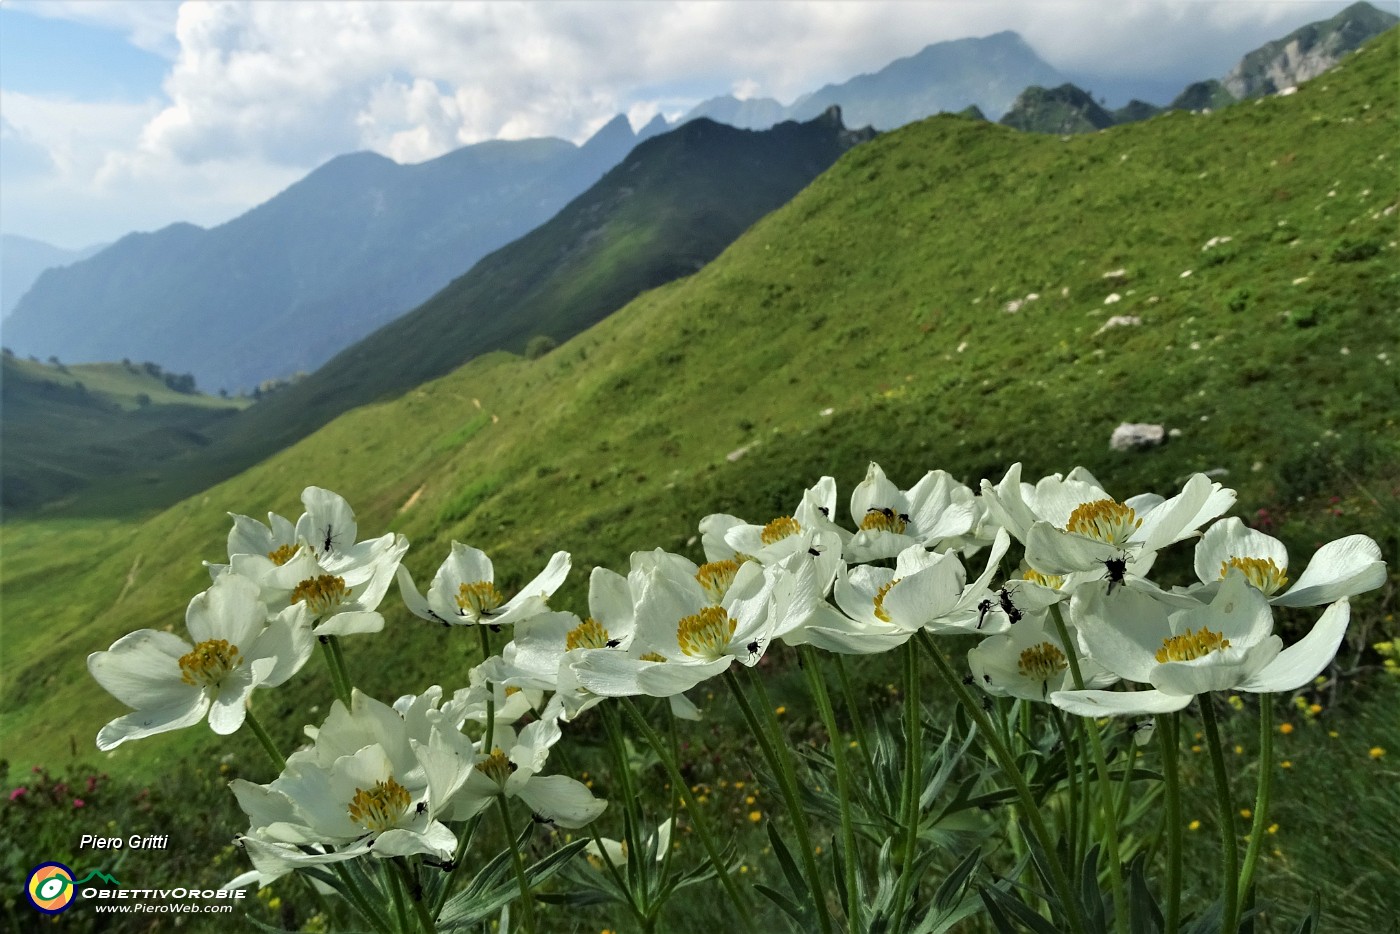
[
  {"x1": 1051, "y1": 708, "x2": 1083, "y2": 869},
  {"x1": 332, "y1": 863, "x2": 393, "y2": 934},
  {"x1": 1199, "y1": 698, "x2": 1240, "y2": 933},
  {"x1": 428, "y1": 812, "x2": 483, "y2": 918},
  {"x1": 476, "y1": 626, "x2": 496, "y2": 753},
  {"x1": 833, "y1": 656, "x2": 876, "y2": 783},
  {"x1": 619, "y1": 698, "x2": 757, "y2": 934},
  {"x1": 599, "y1": 704, "x2": 643, "y2": 886},
  {"x1": 915, "y1": 632, "x2": 1086, "y2": 934},
  {"x1": 319, "y1": 635, "x2": 353, "y2": 707},
  {"x1": 392, "y1": 859, "x2": 438, "y2": 933},
  {"x1": 730, "y1": 667, "x2": 833, "y2": 934},
  {"x1": 387, "y1": 858, "x2": 411, "y2": 934},
  {"x1": 1237, "y1": 694, "x2": 1274, "y2": 924},
  {"x1": 891, "y1": 642, "x2": 923, "y2": 925},
  {"x1": 1049, "y1": 604, "x2": 1128, "y2": 934},
  {"x1": 1158, "y1": 712, "x2": 1182, "y2": 934},
  {"x1": 244, "y1": 708, "x2": 286, "y2": 773},
  {"x1": 496, "y1": 795, "x2": 537, "y2": 934},
  {"x1": 799, "y1": 646, "x2": 861, "y2": 934}
]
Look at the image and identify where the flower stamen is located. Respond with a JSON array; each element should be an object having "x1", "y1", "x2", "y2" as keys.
[
  {"x1": 347, "y1": 776, "x2": 411, "y2": 833},
  {"x1": 1022, "y1": 567, "x2": 1066, "y2": 590},
  {"x1": 291, "y1": 574, "x2": 349, "y2": 615},
  {"x1": 760, "y1": 517, "x2": 802, "y2": 546},
  {"x1": 872, "y1": 579, "x2": 900, "y2": 622},
  {"x1": 1156, "y1": 628, "x2": 1232, "y2": 663},
  {"x1": 1065, "y1": 499, "x2": 1141, "y2": 545},
  {"x1": 1220, "y1": 557, "x2": 1288, "y2": 595},
  {"x1": 566, "y1": 618, "x2": 611, "y2": 651},
  {"x1": 267, "y1": 544, "x2": 300, "y2": 566},
  {"x1": 696, "y1": 560, "x2": 741, "y2": 603},
  {"x1": 1018, "y1": 642, "x2": 1068, "y2": 687},
  {"x1": 676, "y1": 606, "x2": 737, "y2": 660},
  {"x1": 859, "y1": 507, "x2": 908, "y2": 534},
  {"x1": 179, "y1": 639, "x2": 243, "y2": 688},
  {"x1": 477, "y1": 748, "x2": 516, "y2": 787},
  {"x1": 456, "y1": 580, "x2": 504, "y2": 617}
]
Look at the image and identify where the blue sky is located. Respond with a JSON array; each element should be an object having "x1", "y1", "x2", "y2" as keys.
[{"x1": 1, "y1": 1, "x2": 1394, "y2": 251}]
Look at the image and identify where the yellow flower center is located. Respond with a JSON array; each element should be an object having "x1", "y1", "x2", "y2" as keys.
[
  {"x1": 859, "y1": 507, "x2": 908, "y2": 534},
  {"x1": 1065, "y1": 499, "x2": 1141, "y2": 545},
  {"x1": 267, "y1": 544, "x2": 300, "y2": 566},
  {"x1": 639, "y1": 652, "x2": 666, "y2": 663},
  {"x1": 566, "y1": 617, "x2": 611, "y2": 651},
  {"x1": 1018, "y1": 642, "x2": 1068, "y2": 683},
  {"x1": 178, "y1": 639, "x2": 243, "y2": 688},
  {"x1": 346, "y1": 776, "x2": 411, "y2": 833},
  {"x1": 291, "y1": 574, "x2": 349, "y2": 615},
  {"x1": 696, "y1": 560, "x2": 742, "y2": 603},
  {"x1": 760, "y1": 516, "x2": 802, "y2": 546},
  {"x1": 1220, "y1": 557, "x2": 1288, "y2": 595},
  {"x1": 676, "y1": 606, "x2": 737, "y2": 660},
  {"x1": 478, "y1": 748, "x2": 515, "y2": 787},
  {"x1": 1156, "y1": 628, "x2": 1232, "y2": 664},
  {"x1": 456, "y1": 580, "x2": 504, "y2": 617},
  {"x1": 1022, "y1": 567, "x2": 1066, "y2": 590},
  {"x1": 872, "y1": 579, "x2": 900, "y2": 622}
]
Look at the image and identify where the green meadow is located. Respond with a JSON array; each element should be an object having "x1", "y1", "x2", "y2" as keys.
[{"x1": 2, "y1": 28, "x2": 1397, "y2": 933}]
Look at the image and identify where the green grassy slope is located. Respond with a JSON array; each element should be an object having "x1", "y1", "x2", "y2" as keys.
[
  {"x1": 0, "y1": 357, "x2": 247, "y2": 513},
  {"x1": 51, "y1": 113, "x2": 874, "y2": 520},
  {"x1": 3, "y1": 28, "x2": 1396, "y2": 805}
]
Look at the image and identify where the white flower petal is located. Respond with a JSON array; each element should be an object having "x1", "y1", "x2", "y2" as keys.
[
  {"x1": 1272, "y1": 536, "x2": 1385, "y2": 607},
  {"x1": 516, "y1": 774, "x2": 607, "y2": 829},
  {"x1": 1050, "y1": 688, "x2": 1193, "y2": 717},
  {"x1": 1240, "y1": 599, "x2": 1351, "y2": 693},
  {"x1": 96, "y1": 697, "x2": 209, "y2": 750}
]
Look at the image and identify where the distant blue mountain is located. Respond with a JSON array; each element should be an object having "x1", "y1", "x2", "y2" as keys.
[
  {"x1": 0, "y1": 235, "x2": 105, "y2": 319},
  {"x1": 681, "y1": 31, "x2": 1069, "y2": 129},
  {"x1": 3, "y1": 116, "x2": 664, "y2": 393}
]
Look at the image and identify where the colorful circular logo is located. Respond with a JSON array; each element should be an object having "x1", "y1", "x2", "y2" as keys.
[{"x1": 26, "y1": 862, "x2": 76, "y2": 914}]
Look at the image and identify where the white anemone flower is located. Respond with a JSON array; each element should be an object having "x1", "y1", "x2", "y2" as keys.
[
  {"x1": 1051, "y1": 573, "x2": 1352, "y2": 717},
  {"x1": 792, "y1": 529, "x2": 1013, "y2": 654},
  {"x1": 1190, "y1": 518, "x2": 1385, "y2": 606},
  {"x1": 700, "y1": 476, "x2": 851, "y2": 564},
  {"x1": 398, "y1": 542, "x2": 570, "y2": 627},
  {"x1": 968, "y1": 610, "x2": 1116, "y2": 702},
  {"x1": 1021, "y1": 472, "x2": 1236, "y2": 587},
  {"x1": 454, "y1": 697, "x2": 607, "y2": 829},
  {"x1": 844, "y1": 462, "x2": 977, "y2": 563},
  {"x1": 211, "y1": 486, "x2": 405, "y2": 579},
  {"x1": 89, "y1": 574, "x2": 311, "y2": 750},
  {"x1": 231, "y1": 691, "x2": 472, "y2": 885},
  {"x1": 235, "y1": 540, "x2": 409, "y2": 637},
  {"x1": 569, "y1": 559, "x2": 777, "y2": 698}
]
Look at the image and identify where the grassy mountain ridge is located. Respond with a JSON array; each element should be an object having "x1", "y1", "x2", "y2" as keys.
[
  {"x1": 3, "y1": 26, "x2": 1396, "y2": 824},
  {"x1": 47, "y1": 111, "x2": 873, "y2": 519},
  {"x1": 0, "y1": 357, "x2": 247, "y2": 513}
]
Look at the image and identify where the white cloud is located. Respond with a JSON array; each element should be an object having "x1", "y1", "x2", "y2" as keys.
[{"x1": 3, "y1": 0, "x2": 1385, "y2": 248}]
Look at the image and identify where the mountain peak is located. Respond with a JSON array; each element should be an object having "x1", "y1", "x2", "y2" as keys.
[
  {"x1": 1222, "y1": 0, "x2": 1397, "y2": 98},
  {"x1": 581, "y1": 113, "x2": 636, "y2": 153}
]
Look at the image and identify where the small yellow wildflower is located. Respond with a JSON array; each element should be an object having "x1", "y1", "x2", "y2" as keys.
[
  {"x1": 1240, "y1": 808, "x2": 1252, "y2": 819},
  {"x1": 1370, "y1": 746, "x2": 1387, "y2": 759},
  {"x1": 1267, "y1": 824, "x2": 1279, "y2": 834},
  {"x1": 748, "y1": 811, "x2": 762, "y2": 823},
  {"x1": 1308, "y1": 703, "x2": 1323, "y2": 716},
  {"x1": 1281, "y1": 760, "x2": 1292, "y2": 769},
  {"x1": 1279, "y1": 723, "x2": 1294, "y2": 735},
  {"x1": 1227, "y1": 695, "x2": 1244, "y2": 711},
  {"x1": 774, "y1": 706, "x2": 787, "y2": 716},
  {"x1": 1188, "y1": 820, "x2": 1201, "y2": 831},
  {"x1": 1234, "y1": 744, "x2": 1245, "y2": 754}
]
